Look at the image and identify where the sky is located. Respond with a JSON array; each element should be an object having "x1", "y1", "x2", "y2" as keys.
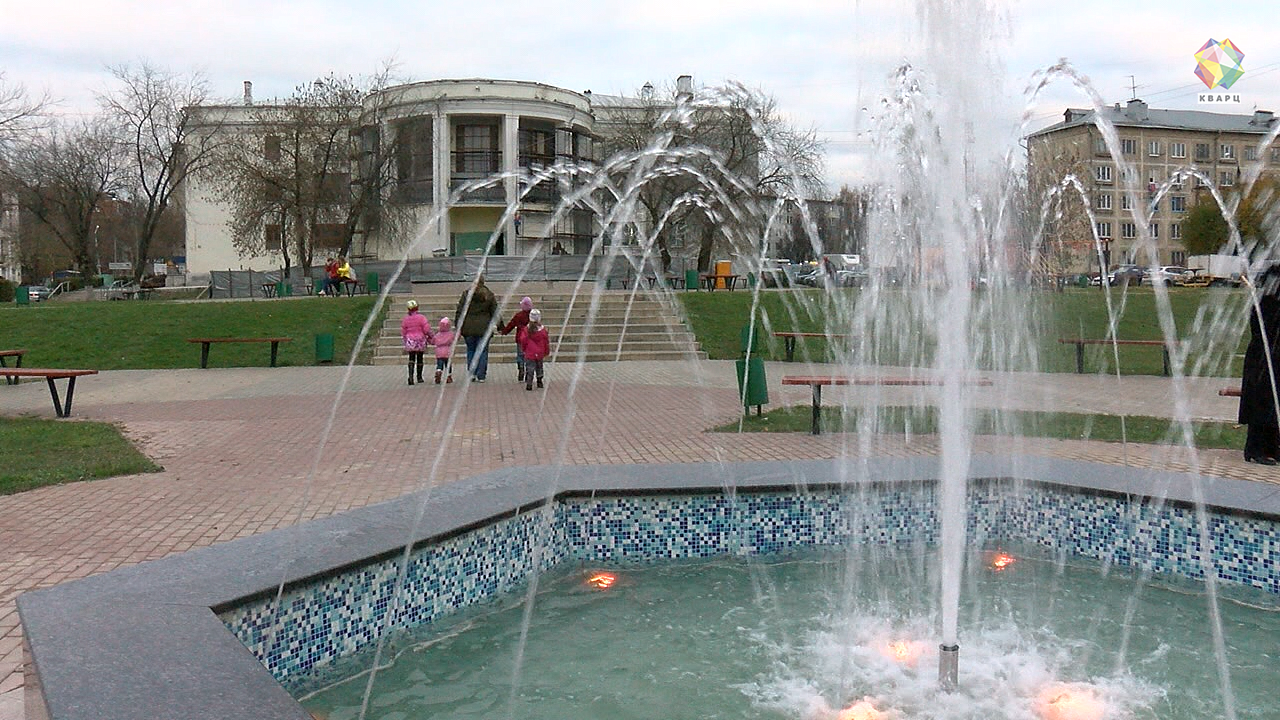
[{"x1": 2, "y1": 0, "x2": 1277, "y2": 190}]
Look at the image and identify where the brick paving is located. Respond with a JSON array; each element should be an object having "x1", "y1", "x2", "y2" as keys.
[{"x1": 0, "y1": 360, "x2": 1270, "y2": 718}]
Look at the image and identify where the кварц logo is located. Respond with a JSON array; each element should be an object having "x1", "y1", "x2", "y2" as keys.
[{"x1": 1195, "y1": 38, "x2": 1245, "y2": 103}]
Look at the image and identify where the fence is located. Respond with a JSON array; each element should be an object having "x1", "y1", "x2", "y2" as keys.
[{"x1": 208, "y1": 253, "x2": 694, "y2": 299}]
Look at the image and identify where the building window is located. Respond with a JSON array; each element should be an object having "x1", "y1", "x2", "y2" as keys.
[
  {"x1": 1095, "y1": 222, "x2": 1111, "y2": 239},
  {"x1": 1095, "y1": 193, "x2": 1112, "y2": 210},
  {"x1": 1171, "y1": 250, "x2": 1185, "y2": 265},
  {"x1": 1121, "y1": 222, "x2": 1137, "y2": 239},
  {"x1": 518, "y1": 127, "x2": 556, "y2": 169},
  {"x1": 1170, "y1": 142, "x2": 1186, "y2": 158},
  {"x1": 1221, "y1": 144, "x2": 1235, "y2": 160},
  {"x1": 1150, "y1": 223, "x2": 1159, "y2": 239},
  {"x1": 1171, "y1": 223, "x2": 1182, "y2": 240},
  {"x1": 264, "y1": 135, "x2": 281, "y2": 163},
  {"x1": 1170, "y1": 195, "x2": 1186, "y2": 213},
  {"x1": 1120, "y1": 166, "x2": 1137, "y2": 183},
  {"x1": 1094, "y1": 136, "x2": 1109, "y2": 155},
  {"x1": 394, "y1": 118, "x2": 433, "y2": 203},
  {"x1": 313, "y1": 223, "x2": 346, "y2": 251},
  {"x1": 265, "y1": 223, "x2": 282, "y2": 252},
  {"x1": 1147, "y1": 140, "x2": 1161, "y2": 156},
  {"x1": 453, "y1": 123, "x2": 500, "y2": 174},
  {"x1": 1169, "y1": 171, "x2": 1184, "y2": 189},
  {"x1": 1121, "y1": 194, "x2": 1133, "y2": 210},
  {"x1": 1220, "y1": 171, "x2": 1235, "y2": 186},
  {"x1": 1272, "y1": 147, "x2": 1280, "y2": 162},
  {"x1": 1121, "y1": 138, "x2": 1137, "y2": 156},
  {"x1": 1195, "y1": 143, "x2": 1211, "y2": 161},
  {"x1": 1095, "y1": 165, "x2": 1112, "y2": 183},
  {"x1": 1148, "y1": 197, "x2": 1159, "y2": 213},
  {"x1": 1244, "y1": 145, "x2": 1258, "y2": 161}
]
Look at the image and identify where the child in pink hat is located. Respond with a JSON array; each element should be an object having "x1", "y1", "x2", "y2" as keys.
[{"x1": 431, "y1": 317, "x2": 456, "y2": 384}]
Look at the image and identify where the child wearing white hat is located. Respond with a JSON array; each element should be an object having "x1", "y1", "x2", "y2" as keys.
[{"x1": 519, "y1": 308, "x2": 550, "y2": 390}]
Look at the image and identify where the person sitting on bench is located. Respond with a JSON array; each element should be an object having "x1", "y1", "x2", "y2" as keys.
[
  {"x1": 336, "y1": 255, "x2": 358, "y2": 294},
  {"x1": 322, "y1": 256, "x2": 341, "y2": 296}
]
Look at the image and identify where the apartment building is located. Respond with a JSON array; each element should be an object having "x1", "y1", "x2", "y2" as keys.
[{"x1": 1027, "y1": 99, "x2": 1278, "y2": 270}]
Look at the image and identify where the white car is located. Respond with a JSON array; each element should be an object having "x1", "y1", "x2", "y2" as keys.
[{"x1": 1147, "y1": 266, "x2": 1192, "y2": 286}]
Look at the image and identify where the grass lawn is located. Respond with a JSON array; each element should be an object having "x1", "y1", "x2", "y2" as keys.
[
  {"x1": 0, "y1": 296, "x2": 381, "y2": 370},
  {"x1": 713, "y1": 404, "x2": 1245, "y2": 449},
  {"x1": 0, "y1": 417, "x2": 161, "y2": 495},
  {"x1": 678, "y1": 286, "x2": 1249, "y2": 376}
]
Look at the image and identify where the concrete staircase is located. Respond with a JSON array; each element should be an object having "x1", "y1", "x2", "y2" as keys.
[{"x1": 372, "y1": 289, "x2": 706, "y2": 366}]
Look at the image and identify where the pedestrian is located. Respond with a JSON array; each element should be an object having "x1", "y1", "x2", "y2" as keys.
[
  {"x1": 1239, "y1": 265, "x2": 1280, "y2": 465},
  {"x1": 455, "y1": 273, "x2": 499, "y2": 383},
  {"x1": 500, "y1": 296, "x2": 534, "y2": 381},
  {"x1": 431, "y1": 317, "x2": 455, "y2": 384},
  {"x1": 400, "y1": 300, "x2": 431, "y2": 385},
  {"x1": 521, "y1": 308, "x2": 549, "y2": 391},
  {"x1": 322, "y1": 256, "x2": 340, "y2": 296}
]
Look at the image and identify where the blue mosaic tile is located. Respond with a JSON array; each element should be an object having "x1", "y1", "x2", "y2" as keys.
[{"x1": 219, "y1": 481, "x2": 1280, "y2": 691}]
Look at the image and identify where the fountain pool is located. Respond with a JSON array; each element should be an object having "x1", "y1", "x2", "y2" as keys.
[{"x1": 20, "y1": 457, "x2": 1279, "y2": 719}]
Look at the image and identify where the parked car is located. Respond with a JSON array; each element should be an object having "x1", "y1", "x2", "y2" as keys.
[
  {"x1": 26, "y1": 285, "x2": 51, "y2": 302},
  {"x1": 1146, "y1": 266, "x2": 1192, "y2": 286},
  {"x1": 794, "y1": 266, "x2": 822, "y2": 287},
  {"x1": 1108, "y1": 265, "x2": 1144, "y2": 286}
]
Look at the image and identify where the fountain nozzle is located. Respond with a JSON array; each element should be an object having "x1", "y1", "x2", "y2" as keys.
[{"x1": 938, "y1": 643, "x2": 959, "y2": 692}]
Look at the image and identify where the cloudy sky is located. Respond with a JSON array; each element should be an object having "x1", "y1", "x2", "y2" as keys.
[{"x1": 2, "y1": 0, "x2": 1276, "y2": 188}]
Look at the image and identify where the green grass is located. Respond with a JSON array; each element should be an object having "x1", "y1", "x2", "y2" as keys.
[
  {"x1": 0, "y1": 297, "x2": 382, "y2": 369},
  {"x1": 677, "y1": 286, "x2": 1250, "y2": 376},
  {"x1": 714, "y1": 405, "x2": 1245, "y2": 448},
  {"x1": 0, "y1": 417, "x2": 161, "y2": 494}
]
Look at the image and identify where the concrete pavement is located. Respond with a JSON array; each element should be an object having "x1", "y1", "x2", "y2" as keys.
[{"x1": 0, "y1": 360, "x2": 1267, "y2": 719}]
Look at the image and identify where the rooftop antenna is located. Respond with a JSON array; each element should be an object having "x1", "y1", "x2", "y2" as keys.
[{"x1": 1127, "y1": 75, "x2": 1141, "y2": 101}]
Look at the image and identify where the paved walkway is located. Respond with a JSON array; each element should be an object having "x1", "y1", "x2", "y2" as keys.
[{"x1": 0, "y1": 360, "x2": 1266, "y2": 719}]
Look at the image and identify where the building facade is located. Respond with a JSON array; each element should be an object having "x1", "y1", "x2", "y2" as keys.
[
  {"x1": 1027, "y1": 99, "x2": 1278, "y2": 271},
  {"x1": 181, "y1": 79, "x2": 598, "y2": 277}
]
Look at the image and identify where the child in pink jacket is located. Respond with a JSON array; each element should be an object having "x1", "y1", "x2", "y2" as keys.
[
  {"x1": 519, "y1": 309, "x2": 550, "y2": 390},
  {"x1": 431, "y1": 317, "x2": 456, "y2": 384},
  {"x1": 400, "y1": 300, "x2": 432, "y2": 385}
]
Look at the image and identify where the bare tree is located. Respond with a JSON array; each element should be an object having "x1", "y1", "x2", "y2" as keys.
[
  {"x1": 210, "y1": 66, "x2": 407, "y2": 275},
  {"x1": 596, "y1": 81, "x2": 825, "y2": 271},
  {"x1": 99, "y1": 62, "x2": 219, "y2": 281},
  {"x1": 2, "y1": 118, "x2": 124, "y2": 278},
  {"x1": 0, "y1": 72, "x2": 49, "y2": 148}
]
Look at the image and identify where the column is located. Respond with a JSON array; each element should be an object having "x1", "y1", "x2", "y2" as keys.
[{"x1": 504, "y1": 113, "x2": 520, "y2": 254}]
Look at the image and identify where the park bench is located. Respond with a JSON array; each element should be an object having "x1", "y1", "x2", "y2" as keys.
[
  {"x1": 774, "y1": 332, "x2": 853, "y2": 362},
  {"x1": 0, "y1": 368, "x2": 99, "y2": 417},
  {"x1": 186, "y1": 337, "x2": 292, "y2": 369},
  {"x1": 0, "y1": 349, "x2": 26, "y2": 385},
  {"x1": 781, "y1": 375, "x2": 994, "y2": 435},
  {"x1": 1219, "y1": 387, "x2": 1242, "y2": 397},
  {"x1": 699, "y1": 273, "x2": 741, "y2": 291},
  {"x1": 1057, "y1": 338, "x2": 1178, "y2": 376}
]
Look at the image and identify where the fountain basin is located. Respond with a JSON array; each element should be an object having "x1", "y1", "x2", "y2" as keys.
[{"x1": 17, "y1": 456, "x2": 1280, "y2": 719}]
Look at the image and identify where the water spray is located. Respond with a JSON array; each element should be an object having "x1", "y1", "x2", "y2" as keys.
[{"x1": 938, "y1": 643, "x2": 959, "y2": 692}]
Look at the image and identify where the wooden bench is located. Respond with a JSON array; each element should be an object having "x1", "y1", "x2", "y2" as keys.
[
  {"x1": 700, "y1": 273, "x2": 741, "y2": 291},
  {"x1": 0, "y1": 349, "x2": 26, "y2": 386},
  {"x1": 1219, "y1": 387, "x2": 1241, "y2": 397},
  {"x1": 1058, "y1": 338, "x2": 1178, "y2": 376},
  {"x1": 186, "y1": 337, "x2": 292, "y2": 369},
  {"x1": 782, "y1": 375, "x2": 994, "y2": 435},
  {"x1": 774, "y1": 332, "x2": 853, "y2": 362},
  {"x1": 0, "y1": 368, "x2": 98, "y2": 417}
]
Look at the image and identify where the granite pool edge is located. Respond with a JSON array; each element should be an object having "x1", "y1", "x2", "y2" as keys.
[{"x1": 17, "y1": 456, "x2": 1280, "y2": 720}]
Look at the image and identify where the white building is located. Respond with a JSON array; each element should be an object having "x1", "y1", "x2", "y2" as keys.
[{"x1": 180, "y1": 79, "x2": 597, "y2": 277}]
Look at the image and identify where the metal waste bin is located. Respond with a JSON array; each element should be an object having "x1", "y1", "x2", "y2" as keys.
[
  {"x1": 685, "y1": 269, "x2": 699, "y2": 291},
  {"x1": 15, "y1": 286, "x2": 29, "y2": 305},
  {"x1": 365, "y1": 272, "x2": 380, "y2": 295},
  {"x1": 714, "y1": 260, "x2": 732, "y2": 289},
  {"x1": 315, "y1": 333, "x2": 335, "y2": 364},
  {"x1": 735, "y1": 357, "x2": 769, "y2": 415}
]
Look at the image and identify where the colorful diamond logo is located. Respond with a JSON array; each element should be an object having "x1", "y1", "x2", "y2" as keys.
[{"x1": 1194, "y1": 38, "x2": 1245, "y2": 89}]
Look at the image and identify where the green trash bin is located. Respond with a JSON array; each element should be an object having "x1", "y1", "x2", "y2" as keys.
[
  {"x1": 685, "y1": 268, "x2": 699, "y2": 291},
  {"x1": 365, "y1": 271, "x2": 380, "y2": 295},
  {"x1": 315, "y1": 333, "x2": 335, "y2": 364},
  {"x1": 740, "y1": 324, "x2": 762, "y2": 356},
  {"x1": 735, "y1": 357, "x2": 769, "y2": 415},
  {"x1": 15, "y1": 286, "x2": 29, "y2": 305}
]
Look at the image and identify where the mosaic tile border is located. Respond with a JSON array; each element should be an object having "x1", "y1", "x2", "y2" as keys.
[{"x1": 220, "y1": 479, "x2": 1280, "y2": 691}]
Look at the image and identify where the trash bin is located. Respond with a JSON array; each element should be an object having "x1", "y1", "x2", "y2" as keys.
[
  {"x1": 715, "y1": 260, "x2": 732, "y2": 289},
  {"x1": 740, "y1": 324, "x2": 762, "y2": 356},
  {"x1": 98, "y1": 274, "x2": 114, "y2": 288},
  {"x1": 1076, "y1": 274, "x2": 1089, "y2": 288},
  {"x1": 735, "y1": 357, "x2": 769, "y2": 415},
  {"x1": 15, "y1": 286, "x2": 29, "y2": 305},
  {"x1": 275, "y1": 281, "x2": 294, "y2": 298},
  {"x1": 365, "y1": 271, "x2": 380, "y2": 295},
  {"x1": 315, "y1": 333, "x2": 335, "y2": 364},
  {"x1": 685, "y1": 268, "x2": 699, "y2": 291}
]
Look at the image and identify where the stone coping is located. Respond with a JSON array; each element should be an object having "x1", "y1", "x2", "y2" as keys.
[{"x1": 17, "y1": 456, "x2": 1280, "y2": 720}]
